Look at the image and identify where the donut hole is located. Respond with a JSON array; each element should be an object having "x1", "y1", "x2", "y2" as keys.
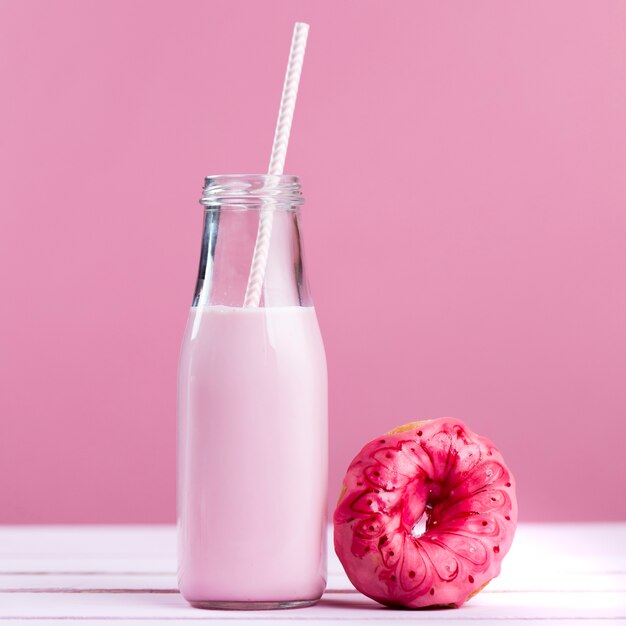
[
  {"x1": 411, "y1": 514, "x2": 428, "y2": 539},
  {"x1": 406, "y1": 496, "x2": 437, "y2": 541}
]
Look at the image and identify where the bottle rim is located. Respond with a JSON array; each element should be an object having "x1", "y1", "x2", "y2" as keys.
[{"x1": 200, "y1": 174, "x2": 304, "y2": 208}]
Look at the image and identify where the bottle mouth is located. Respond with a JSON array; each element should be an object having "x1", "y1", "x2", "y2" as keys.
[{"x1": 200, "y1": 174, "x2": 304, "y2": 207}]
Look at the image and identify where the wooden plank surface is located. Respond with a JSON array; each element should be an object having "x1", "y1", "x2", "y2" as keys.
[{"x1": 0, "y1": 524, "x2": 624, "y2": 624}]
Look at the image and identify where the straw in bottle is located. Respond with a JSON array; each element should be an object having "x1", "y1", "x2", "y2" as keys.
[{"x1": 243, "y1": 22, "x2": 310, "y2": 308}]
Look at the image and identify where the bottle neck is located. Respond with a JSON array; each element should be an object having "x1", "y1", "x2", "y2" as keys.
[{"x1": 193, "y1": 176, "x2": 311, "y2": 309}]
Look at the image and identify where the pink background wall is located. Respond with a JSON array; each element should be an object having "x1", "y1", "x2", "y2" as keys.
[{"x1": 1, "y1": 0, "x2": 625, "y2": 523}]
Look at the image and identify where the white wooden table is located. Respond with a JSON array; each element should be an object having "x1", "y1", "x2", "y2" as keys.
[{"x1": 0, "y1": 524, "x2": 624, "y2": 624}]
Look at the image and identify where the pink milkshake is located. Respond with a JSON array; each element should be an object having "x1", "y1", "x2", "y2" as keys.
[
  {"x1": 177, "y1": 24, "x2": 319, "y2": 608},
  {"x1": 177, "y1": 304, "x2": 328, "y2": 607}
]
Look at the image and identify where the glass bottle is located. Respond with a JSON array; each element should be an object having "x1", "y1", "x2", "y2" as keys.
[{"x1": 177, "y1": 175, "x2": 328, "y2": 609}]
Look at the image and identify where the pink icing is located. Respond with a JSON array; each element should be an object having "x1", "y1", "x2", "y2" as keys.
[{"x1": 333, "y1": 417, "x2": 518, "y2": 608}]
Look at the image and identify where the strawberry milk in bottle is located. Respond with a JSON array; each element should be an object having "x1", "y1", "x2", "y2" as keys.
[{"x1": 177, "y1": 175, "x2": 328, "y2": 609}]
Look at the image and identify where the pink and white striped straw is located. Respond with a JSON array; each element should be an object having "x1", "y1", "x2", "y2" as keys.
[{"x1": 243, "y1": 22, "x2": 309, "y2": 308}]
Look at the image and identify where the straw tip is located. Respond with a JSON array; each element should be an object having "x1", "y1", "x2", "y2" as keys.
[{"x1": 295, "y1": 22, "x2": 310, "y2": 31}]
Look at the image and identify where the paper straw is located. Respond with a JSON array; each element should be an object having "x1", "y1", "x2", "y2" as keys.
[{"x1": 243, "y1": 22, "x2": 309, "y2": 307}]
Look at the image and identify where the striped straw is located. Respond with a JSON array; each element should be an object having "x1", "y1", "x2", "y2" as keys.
[{"x1": 243, "y1": 22, "x2": 310, "y2": 307}]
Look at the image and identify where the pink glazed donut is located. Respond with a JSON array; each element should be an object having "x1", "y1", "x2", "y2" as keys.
[{"x1": 334, "y1": 418, "x2": 517, "y2": 608}]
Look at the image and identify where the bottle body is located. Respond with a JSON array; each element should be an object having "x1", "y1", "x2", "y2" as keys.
[{"x1": 177, "y1": 176, "x2": 328, "y2": 609}]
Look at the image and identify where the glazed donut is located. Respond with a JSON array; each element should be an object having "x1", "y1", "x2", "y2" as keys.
[{"x1": 333, "y1": 417, "x2": 517, "y2": 608}]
